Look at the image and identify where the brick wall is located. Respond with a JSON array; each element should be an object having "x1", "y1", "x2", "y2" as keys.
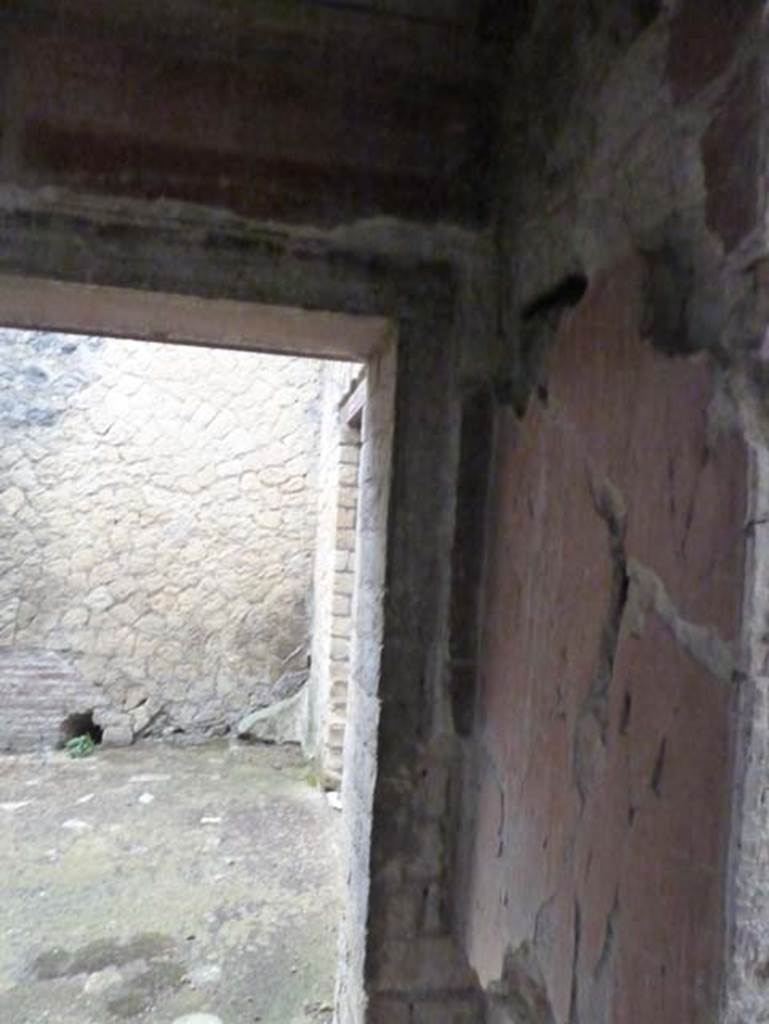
[
  {"x1": 0, "y1": 649, "x2": 105, "y2": 752},
  {"x1": 306, "y1": 361, "x2": 364, "y2": 786},
  {"x1": 320, "y1": 418, "x2": 362, "y2": 788}
]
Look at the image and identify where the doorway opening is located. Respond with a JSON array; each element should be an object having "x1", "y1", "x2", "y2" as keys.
[
  {"x1": 0, "y1": 279, "x2": 396, "y2": 1024},
  {"x1": 0, "y1": 328, "x2": 340, "y2": 748}
]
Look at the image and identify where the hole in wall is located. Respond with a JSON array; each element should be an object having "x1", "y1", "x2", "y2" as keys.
[
  {"x1": 521, "y1": 274, "x2": 588, "y2": 322},
  {"x1": 59, "y1": 710, "x2": 103, "y2": 747},
  {"x1": 506, "y1": 272, "x2": 589, "y2": 414},
  {"x1": 640, "y1": 242, "x2": 698, "y2": 355}
]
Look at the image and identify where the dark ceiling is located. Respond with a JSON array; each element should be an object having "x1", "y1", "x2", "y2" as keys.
[
  {"x1": 307, "y1": 0, "x2": 472, "y2": 25},
  {"x1": 0, "y1": 0, "x2": 513, "y2": 225}
]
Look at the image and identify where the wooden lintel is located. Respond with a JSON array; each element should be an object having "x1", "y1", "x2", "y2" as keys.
[{"x1": 0, "y1": 273, "x2": 391, "y2": 362}]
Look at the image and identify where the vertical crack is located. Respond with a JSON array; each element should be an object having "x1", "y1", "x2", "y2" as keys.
[
  {"x1": 574, "y1": 474, "x2": 629, "y2": 810},
  {"x1": 497, "y1": 787, "x2": 505, "y2": 857},
  {"x1": 568, "y1": 899, "x2": 582, "y2": 1024},
  {"x1": 582, "y1": 891, "x2": 620, "y2": 1024},
  {"x1": 619, "y1": 691, "x2": 632, "y2": 736},
  {"x1": 595, "y1": 892, "x2": 619, "y2": 983},
  {"x1": 588, "y1": 474, "x2": 629, "y2": 743},
  {"x1": 650, "y1": 736, "x2": 667, "y2": 797}
]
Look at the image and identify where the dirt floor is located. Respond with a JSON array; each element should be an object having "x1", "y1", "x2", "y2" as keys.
[{"x1": 0, "y1": 740, "x2": 341, "y2": 1024}]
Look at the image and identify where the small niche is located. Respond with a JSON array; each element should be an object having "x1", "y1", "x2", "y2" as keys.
[
  {"x1": 59, "y1": 710, "x2": 103, "y2": 748},
  {"x1": 521, "y1": 273, "x2": 589, "y2": 321}
]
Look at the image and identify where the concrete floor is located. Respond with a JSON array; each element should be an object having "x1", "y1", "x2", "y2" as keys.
[{"x1": 0, "y1": 740, "x2": 341, "y2": 1024}]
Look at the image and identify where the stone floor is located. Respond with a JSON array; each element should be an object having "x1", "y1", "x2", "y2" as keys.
[{"x1": 0, "y1": 740, "x2": 341, "y2": 1024}]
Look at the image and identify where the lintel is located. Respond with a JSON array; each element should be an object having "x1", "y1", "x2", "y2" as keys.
[{"x1": 0, "y1": 273, "x2": 393, "y2": 362}]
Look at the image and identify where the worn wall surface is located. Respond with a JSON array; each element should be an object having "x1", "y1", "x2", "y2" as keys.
[
  {"x1": 469, "y1": 3, "x2": 768, "y2": 1021},
  {"x1": 493, "y1": 0, "x2": 765, "y2": 367},
  {"x1": 457, "y1": 260, "x2": 748, "y2": 1023},
  {"x1": 0, "y1": 329, "x2": 323, "y2": 745},
  {"x1": 733, "y1": 441, "x2": 769, "y2": 1024},
  {"x1": 0, "y1": 0, "x2": 766, "y2": 1018}
]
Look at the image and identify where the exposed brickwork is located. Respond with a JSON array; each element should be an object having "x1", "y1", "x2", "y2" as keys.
[
  {"x1": 0, "y1": 648, "x2": 106, "y2": 752},
  {"x1": 306, "y1": 362, "x2": 363, "y2": 789},
  {"x1": 321, "y1": 424, "x2": 362, "y2": 788}
]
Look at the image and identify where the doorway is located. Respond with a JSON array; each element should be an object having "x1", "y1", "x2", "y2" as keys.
[{"x1": 0, "y1": 279, "x2": 396, "y2": 1024}]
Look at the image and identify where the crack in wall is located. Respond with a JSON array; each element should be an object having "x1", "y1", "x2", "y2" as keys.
[
  {"x1": 568, "y1": 899, "x2": 582, "y2": 1024},
  {"x1": 574, "y1": 473, "x2": 629, "y2": 809},
  {"x1": 580, "y1": 891, "x2": 619, "y2": 1024},
  {"x1": 589, "y1": 475, "x2": 630, "y2": 742},
  {"x1": 650, "y1": 736, "x2": 667, "y2": 797},
  {"x1": 595, "y1": 892, "x2": 619, "y2": 984},
  {"x1": 625, "y1": 558, "x2": 738, "y2": 684}
]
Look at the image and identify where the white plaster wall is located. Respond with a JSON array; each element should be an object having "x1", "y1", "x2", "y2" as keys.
[{"x1": 0, "y1": 329, "x2": 324, "y2": 741}]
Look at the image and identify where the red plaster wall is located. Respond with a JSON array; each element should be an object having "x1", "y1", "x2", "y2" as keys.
[
  {"x1": 458, "y1": 258, "x2": 747, "y2": 1023},
  {"x1": 2, "y1": 12, "x2": 493, "y2": 225}
]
